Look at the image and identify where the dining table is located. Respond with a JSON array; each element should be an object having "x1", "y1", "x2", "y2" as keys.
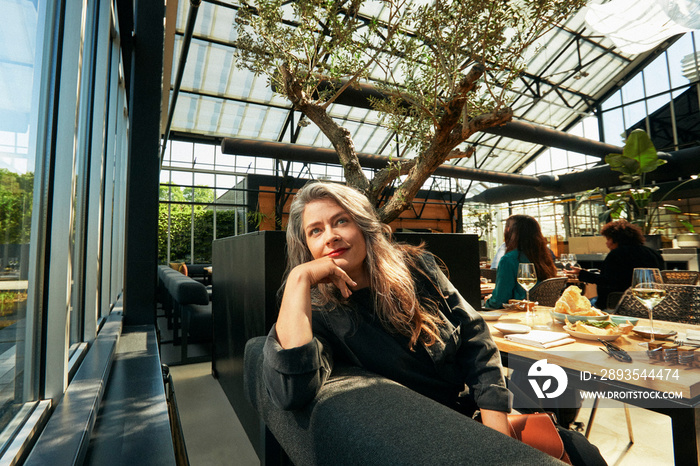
[
  {"x1": 482, "y1": 308, "x2": 700, "y2": 464},
  {"x1": 480, "y1": 282, "x2": 495, "y2": 297}
]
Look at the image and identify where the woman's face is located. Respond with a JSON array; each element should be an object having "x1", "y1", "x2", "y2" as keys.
[
  {"x1": 605, "y1": 236, "x2": 618, "y2": 251},
  {"x1": 303, "y1": 198, "x2": 368, "y2": 285}
]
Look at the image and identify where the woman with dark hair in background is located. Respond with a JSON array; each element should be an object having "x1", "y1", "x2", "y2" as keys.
[
  {"x1": 568, "y1": 219, "x2": 664, "y2": 308},
  {"x1": 484, "y1": 215, "x2": 558, "y2": 309}
]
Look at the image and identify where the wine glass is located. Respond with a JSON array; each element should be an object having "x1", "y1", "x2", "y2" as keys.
[
  {"x1": 567, "y1": 253, "x2": 578, "y2": 269},
  {"x1": 630, "y1": 268, "x2": 666, "y2": 345},
  {"x1": 560, "y1": 254, "x2": 569, "y2": 270},
  {"x1": 518, "y1": 263, "x2": 537, "y2": 325}
]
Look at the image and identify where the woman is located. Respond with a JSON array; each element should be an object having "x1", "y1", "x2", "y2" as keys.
[
  {"x1": 263, "y1": 181, "x2": 511, "y2": 435},
  {"x1": 569, "y1": 220, "x2": 664, "y2": 308},
  {"x1": 484, "y1": 215, "x2": 558, "y2": 309}
]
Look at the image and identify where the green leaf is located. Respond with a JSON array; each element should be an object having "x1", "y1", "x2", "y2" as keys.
[
  {"x1": 605, "y1": 130, "x2": 665, "y2": 179},
  {"x1": 624, "y1": 129, "x2": 665, "y2": 174},
  {"x1": 572, "y1": 188, "x2": 601, "y2": 214},
  {"x1": 680, "y1": 220, "x2": 696, "y2": 233},
  {"x1": 661, "y1": 204, "x2": 682, "y2": 214}
]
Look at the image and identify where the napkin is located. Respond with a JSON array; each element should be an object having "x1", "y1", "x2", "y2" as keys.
[
  {"x1": 686, "y1": 329, "x2": 700, "y2": 341},
  {"x1": 505, "y1": 330, "x2": 576, "y2": 349}
]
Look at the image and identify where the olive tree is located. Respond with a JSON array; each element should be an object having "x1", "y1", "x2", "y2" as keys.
[{"x1": 234, "y1": 0, "x2": 584, "y2": 222}]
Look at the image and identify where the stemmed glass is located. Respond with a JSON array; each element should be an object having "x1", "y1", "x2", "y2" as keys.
[
  {"x1": 630, "y1": 268, "x2": 666, "y2": 345},
  {"x1": 518, "y1": 263, "x2": 537, "y2": 325},
  {"x1": 567, "y1": 253, "x2": 578, "y2": 269},
  {"x1": 560, "y1": 254, "x2": 570, "y2": 270}
]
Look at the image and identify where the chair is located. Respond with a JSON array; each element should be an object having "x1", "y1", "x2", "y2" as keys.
[
  {"x1": 244, "y1": 337, "x2": 566, "y2": 465},
  {"x1": 480, "y1": 268, "x2": 498, "y2": 282},
  {"x1": 613, "y1": 283, "x2": 699, "y2": 325},
  {"x1": 605, "y1": 291, "x2": 624, "y2": 311},
  {"x1": 528, "y1": 277, "x2": 569, "y2": 306},
  {"x1": 661, "y1": 270, "x2": 699, "y2": 285}
]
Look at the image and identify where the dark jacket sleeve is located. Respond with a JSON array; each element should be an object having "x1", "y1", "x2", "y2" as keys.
[
  {"x1": 422, "y1": 255, "x2": 512, "y2": 413},
  {"x1": 262, "y1": 323, "x2": 334, "y2": 410},
  {"x1": 578, "y1": 247, "x2": 640, "y2": 290}
]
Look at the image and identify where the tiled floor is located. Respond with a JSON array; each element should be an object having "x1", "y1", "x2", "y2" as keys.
[
  {"x1": 170, "y1": 362, "x2": 258, "y2": 466},
  {"x1": 169, "y1": 361, "x2": 676, "y2": 466}
]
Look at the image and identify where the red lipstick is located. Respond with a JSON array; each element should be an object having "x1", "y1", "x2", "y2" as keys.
[{"x1": 327, "y1": 248, "x2": 348, "y2": 257}]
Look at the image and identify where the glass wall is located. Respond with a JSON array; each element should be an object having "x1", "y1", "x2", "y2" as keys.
[
  {"x1": 0, "y1": 0, "x2": 40, "y2": 431},
  {"x1": 160, "y1": 141, "x2": 247, "y2": 265},
  {"x1": 0, "y1": 0, "x2": 128, "y2": 456},
  {"x1": 471, "y1": 31, "x2": 700, "y2": 256},
  {"x1": 600, "y1": 32, "x2": 700, "y2": 150}
]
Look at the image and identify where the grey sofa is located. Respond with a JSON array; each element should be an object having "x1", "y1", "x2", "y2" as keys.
[
  {"x1": 244, "y1": 336, "x2": 566, "y2": 465},
  {"x1": 157, "y1": 265, "x2": 212, "y2": 361}
]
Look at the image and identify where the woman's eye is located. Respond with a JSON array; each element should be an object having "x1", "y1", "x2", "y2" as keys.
[
  {"x1": 310, "y1": 228, "x2": 321, "y2": 236},
  {"x1": 337, "y1": 218, "x2": 348, "y2": 225}
]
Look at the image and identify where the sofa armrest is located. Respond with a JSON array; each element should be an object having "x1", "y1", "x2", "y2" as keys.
[{"x1": 244, "y1": 337, "x2": 565, "y2": 465}]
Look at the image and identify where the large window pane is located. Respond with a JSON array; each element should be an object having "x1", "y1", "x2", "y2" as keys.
[{"x1": 0, "y1": 0, "x2": 45, "y2": 435}]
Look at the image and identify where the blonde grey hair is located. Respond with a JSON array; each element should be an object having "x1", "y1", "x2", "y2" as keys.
[{"x1": 284, "y1": 181, "x2": 443, "y2": 348}]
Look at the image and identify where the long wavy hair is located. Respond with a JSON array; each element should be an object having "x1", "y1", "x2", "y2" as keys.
[
  {"x1": 285, "y1": 182, "x2": 443, "y2": 349},
  {"x1": 504, "y1": 214, "x2": 557, "y2": 280}
]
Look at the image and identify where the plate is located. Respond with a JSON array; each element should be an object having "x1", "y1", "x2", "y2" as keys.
[
  {"x1": 609, "y1": 315, "x2": 640, "y2": 325},
  {"x1": 632, "y1": 326, "x2": 677, "y2": 339},
  {"x1": 478, "y1": 312, "x2": 506, "y2": 321},
  {"x1": 550, "y1": 310, "x2": 608, "y2": 323},
  {"x1": 493, "y1": 323, "x2": 531, "y2": 335},
  {"x1": 562, "y1": 326, "x2": 621, "y2": 341}
]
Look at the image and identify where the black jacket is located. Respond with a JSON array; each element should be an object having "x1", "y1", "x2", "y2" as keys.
[
  {"x1": 262, "y1": 253, "x2": 511, "y2": 414},
  {"x1": 578, "y1": 244, "x2": 664, "y2": 308}
]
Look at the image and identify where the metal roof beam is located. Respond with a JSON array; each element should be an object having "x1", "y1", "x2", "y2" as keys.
[
  {"x1": 220, "y1": 138, "x2": 553, "y2": 187},
  {"x1": 318, "y1": 81, "x2": 622, "y2": 157},
  {"x1": 467, "y1": 145, "x2": 700, "y2": 204}
]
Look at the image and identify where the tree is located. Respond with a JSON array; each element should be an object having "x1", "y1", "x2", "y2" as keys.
[
  {"x1": 158, "y1": 184, "x2": 240, "y2": 263},
  {"x1": 0, "y1": 170, "x2": 33, "y2": 244},
  {"x1": 234, "y1": 0, "x2": 584, "y2": 222}
]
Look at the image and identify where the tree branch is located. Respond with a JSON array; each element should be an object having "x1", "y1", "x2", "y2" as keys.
[
  {"x1": 368, "y1": 158, "x2": 416, "y2": 201},
  {"x1": 279, "y1": 63, "x2": 370, "y2": 193}
]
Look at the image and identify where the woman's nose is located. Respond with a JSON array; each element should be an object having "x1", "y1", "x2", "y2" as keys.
[{"x1": 324, "y1": 228, "x2": 340, "y2": 244}]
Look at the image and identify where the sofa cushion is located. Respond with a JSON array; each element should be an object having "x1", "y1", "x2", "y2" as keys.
[
  {"x1": 170, "y1": 276, "x2": 209, "y2": 306},
  {"x1": 183, "y1": 302, "x2": 212, "y2": 342},
  {"x1": 244, "y1": 337, "x2": 566, "y2": 465}
]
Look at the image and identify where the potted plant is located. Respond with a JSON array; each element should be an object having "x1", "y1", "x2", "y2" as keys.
[
  {"x1": 575, "y1": 130, "x2": 698, "y2": 241},
  {"x1": 672, "y1": 210, "x2": 700, "y2": 247},
  {"x1": 464, "y1": 207, "x2": 496, "y2": 260}
]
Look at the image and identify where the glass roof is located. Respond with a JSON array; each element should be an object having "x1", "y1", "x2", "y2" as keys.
[{"x1": 164, "y1": 0, "x2": 679, "y2": 195}]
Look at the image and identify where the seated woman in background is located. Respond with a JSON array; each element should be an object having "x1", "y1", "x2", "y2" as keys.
[
  {"x1": 568, "y1": 219, "x2": 664, "y2": 309},
  {"x1": 484, "y1": 215, "x2": 558, "y2": 309}
]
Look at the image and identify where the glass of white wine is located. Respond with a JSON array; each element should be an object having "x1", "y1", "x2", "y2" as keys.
[
  {"x1": 631, "y1": 268, "x2": 666, "y2": 345},
  {"x1": 517, "y1": 263, "x2": 537, "y2": 324},
  {"x1": 560, "y1": 254, "x2": 569, "y2": 270}
]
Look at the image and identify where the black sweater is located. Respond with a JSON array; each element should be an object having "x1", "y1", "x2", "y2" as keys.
[{"x1": 578, "y1": 244, "x2": 664, "y2": 308}]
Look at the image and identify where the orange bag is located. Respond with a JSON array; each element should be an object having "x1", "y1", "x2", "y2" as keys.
[{"x1": 507, "y1": 413, "x2": 572, "y2": 464}]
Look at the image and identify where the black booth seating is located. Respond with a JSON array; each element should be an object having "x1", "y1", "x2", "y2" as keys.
[{"x1": 244, "y1": 337, "x2": 566, "y2": 465}]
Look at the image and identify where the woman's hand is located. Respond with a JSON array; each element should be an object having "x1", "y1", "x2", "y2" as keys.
[
  {"x1": 292, "y1": 256, "x2": 358, "y2": 298},
  {"x1": 275, "y1": 257, "x2": 358, "y2": 349},
  {"x1": 480, "y1": 409, "x2": 511, "y2": 437}
]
